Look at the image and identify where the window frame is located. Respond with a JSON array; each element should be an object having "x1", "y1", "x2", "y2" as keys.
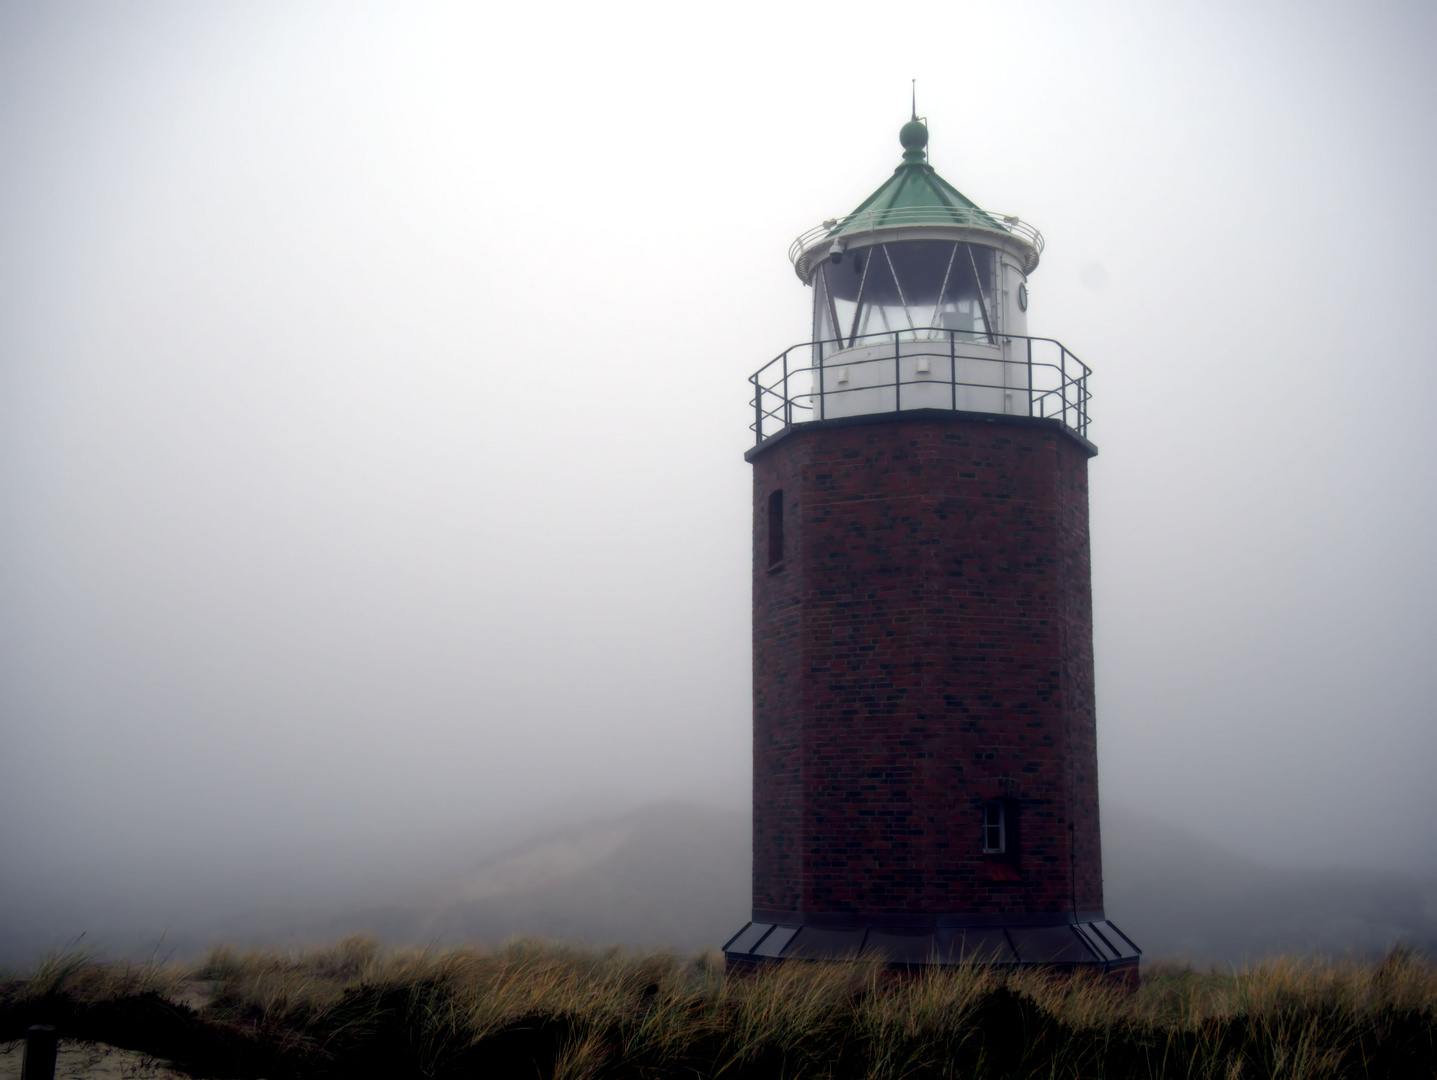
[{"x1": 982, "y1": 799, "x2": 1006, "y2": 854}]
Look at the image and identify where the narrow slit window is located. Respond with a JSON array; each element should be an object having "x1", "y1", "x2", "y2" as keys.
[
  {"x1": 982, "y1": 800, "x2": 1006, "y2": 854},
  {"x1": 767, "y1": 489, "x2": 784, "y2": 566}
]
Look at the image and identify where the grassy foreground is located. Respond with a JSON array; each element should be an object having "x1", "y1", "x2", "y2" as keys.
[{"x1": 3, "y1": 939, "x2": 1434, "y2": 1079}]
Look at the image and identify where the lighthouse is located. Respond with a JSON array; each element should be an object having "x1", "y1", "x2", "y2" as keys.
[{"x1": 722, "y1": 114, "x2": 1140, "y2": 978}]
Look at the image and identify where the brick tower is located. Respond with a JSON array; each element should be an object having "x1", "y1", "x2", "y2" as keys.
[{"x1": 722, "y1": 115, "x2": 1140, "y2": 977}]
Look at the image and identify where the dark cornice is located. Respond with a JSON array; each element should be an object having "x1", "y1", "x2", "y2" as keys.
[{"x1": 743, "y1": 408, "x2": 1098, "y2": 463}]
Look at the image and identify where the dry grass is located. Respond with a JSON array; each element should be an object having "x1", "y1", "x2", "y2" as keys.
[
  {"x1": 3, "y1": 938, "x2": 1433, "y2": 1078},
  {"x1": 7, "y1": 947, "x2": 187, "y2": 1008}
]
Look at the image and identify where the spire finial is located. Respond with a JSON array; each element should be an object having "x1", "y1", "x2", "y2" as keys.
[{"x1": 899, "y1": 87, "x2": 928, "y2": 164}]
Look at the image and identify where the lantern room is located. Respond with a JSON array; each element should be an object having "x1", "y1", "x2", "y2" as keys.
[{"x1": 755, "y1": 117, "x2": 1088, "y2": 436}]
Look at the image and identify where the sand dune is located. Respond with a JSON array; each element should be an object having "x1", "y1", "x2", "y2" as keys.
[{"x1": 197, "y1": 801, "x2": 1437, "y2": 965}]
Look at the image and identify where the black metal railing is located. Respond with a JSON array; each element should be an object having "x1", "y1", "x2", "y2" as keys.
[{"x1": 749, "y1": 328, "x2": 1091, "y2": 446}]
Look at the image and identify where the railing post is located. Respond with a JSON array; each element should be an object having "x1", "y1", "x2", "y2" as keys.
[
  {"x1": 1026, "y1": 337, "x2": 1034, "y2": 418},
  {"x1": 752, "y1": 375, "x2": 762, "y2": 445},
  {"x1": 782, "y1": 350, "x2": 790, "y2": 428},
  {"x1": 818, "y1": 339, "x2": 826, "y2": 421},
  {"x1": 950, "y1": 329, "x2": 957, "y2": 412},
  {"x1": 1060, "y1": 347, "x2": 1068, "y2": 428},
  {"x1": 894, "y1": 331, "x2": 901, "y2": 412}
]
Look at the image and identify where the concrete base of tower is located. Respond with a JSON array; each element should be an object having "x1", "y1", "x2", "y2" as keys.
[{"x1": 722, "y1": 913, "x2": 1140, "y2": 978}]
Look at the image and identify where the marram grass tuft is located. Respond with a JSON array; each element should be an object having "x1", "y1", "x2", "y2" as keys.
[{"x1": 3, "y1": 937, "x2": 1434, "y2": 1078}]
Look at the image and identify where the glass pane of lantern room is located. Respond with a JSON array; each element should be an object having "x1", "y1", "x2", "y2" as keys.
[
  {"x1": 929, "y1": 243, "x2": 996, "y2": 343},
  {"x1": 820, "y1": 241, "x2": 999, "y2": 347},
  {"x1": 857, "y1": 246, "x2": 910, "y2": 340},
  {"x1": 882, "y1": 241, "x2": 961, "y2": 341},
  {"x1": 819, "y1": 247, "x2": 874, "y2": 345},
  {"x1": 821, "y1": 245, "x2": 908, "y2": 345},
  {"x1": 813, "y1": 270, "x2": 839, "y2": 345}
]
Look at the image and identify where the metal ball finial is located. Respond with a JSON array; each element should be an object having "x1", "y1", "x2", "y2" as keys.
[{"x1": 899, "y1": 118, "x2": 928, "y2": 159}]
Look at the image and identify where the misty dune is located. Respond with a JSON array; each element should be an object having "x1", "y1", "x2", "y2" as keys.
[
  {"x1": 6, "y1": 802, "x2": 1431, "y2": 967},
  {"x1": 220, "y1": 803, "x2": 1437, "y2": 966}
]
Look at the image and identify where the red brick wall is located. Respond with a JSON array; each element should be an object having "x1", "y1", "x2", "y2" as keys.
[{"x1": 750, "y1": 413, "x2": 1103, "y2": 919}]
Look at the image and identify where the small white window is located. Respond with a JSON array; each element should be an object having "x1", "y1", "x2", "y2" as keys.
[{"x1": 982, "y1": 800, "x2": 1006, "y2": 854}]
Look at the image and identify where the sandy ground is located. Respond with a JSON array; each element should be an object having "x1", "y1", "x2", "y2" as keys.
[{"x1": 0, "y1": 1040, "x2": 192, "y2": 1080}]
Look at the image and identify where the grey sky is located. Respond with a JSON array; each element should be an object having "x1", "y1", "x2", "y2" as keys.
[{"x1": 1, "y1": 0, "x2": 1434, "y2": 935}]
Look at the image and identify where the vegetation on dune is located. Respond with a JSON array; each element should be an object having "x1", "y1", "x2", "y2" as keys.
[{"x1": 2, "y1": 938, "x2": 1434, "y2": 1078}]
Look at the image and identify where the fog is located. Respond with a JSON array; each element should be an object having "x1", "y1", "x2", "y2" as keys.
[{"x1": 2, "y1": 0, "x2": 1434, "y2": 957}]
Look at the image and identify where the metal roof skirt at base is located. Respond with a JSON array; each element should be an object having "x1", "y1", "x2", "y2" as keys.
[{"x1": 722, "y1": 917, "x2": 1141, "y2": 970}]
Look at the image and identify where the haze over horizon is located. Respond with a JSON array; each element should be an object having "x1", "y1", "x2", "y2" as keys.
[{"x1": 2, "y1": 0, "x2": 1435, "y2": 949}]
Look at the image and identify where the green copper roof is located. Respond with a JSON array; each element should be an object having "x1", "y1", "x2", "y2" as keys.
[
  {"x1": 788, "y1": 119, "x2": 1044, "y2": 279},
  {"x1": 829, "y1": 119, "x2": 1005, "y2": 237}
]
